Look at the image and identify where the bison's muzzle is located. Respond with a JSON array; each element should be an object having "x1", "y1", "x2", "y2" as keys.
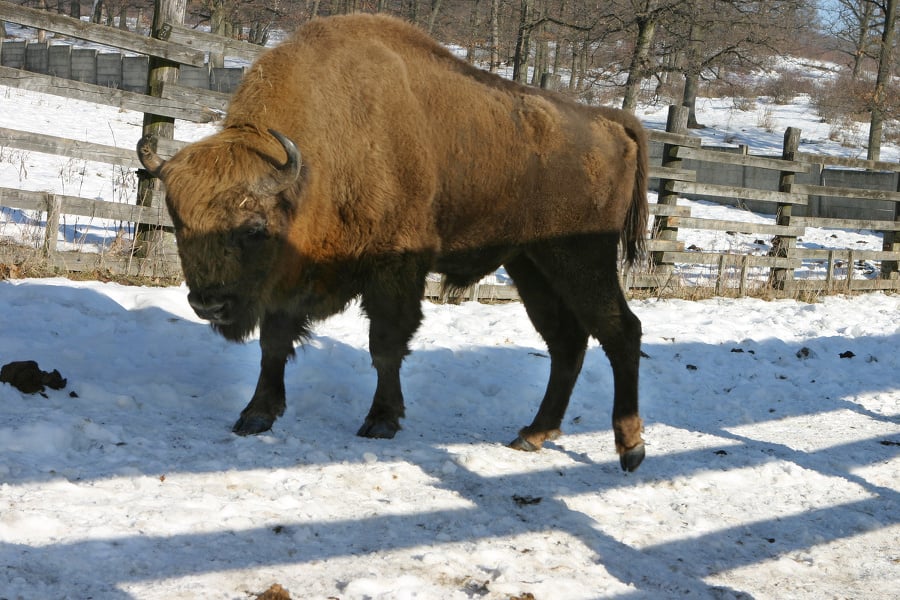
[{"x1": 187, "y1": 291, "x2": 234, "y2": 325}]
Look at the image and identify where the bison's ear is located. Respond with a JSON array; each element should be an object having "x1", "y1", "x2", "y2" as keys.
[
  {"x1": 253, "y1": 129, "x2": 303, "y2": 199},
  {"x1": 136, "y1": 134, "x2": 166, "y2": 178}
]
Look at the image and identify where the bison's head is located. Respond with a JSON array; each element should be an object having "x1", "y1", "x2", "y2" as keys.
[{"x1": 137, "y1": 129, "x2": 303, "y2": 341}]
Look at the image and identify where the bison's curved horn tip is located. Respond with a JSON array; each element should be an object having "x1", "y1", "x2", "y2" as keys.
[
  {"x1": 136, "y1": 134, "x2": 165, "y2": 177},
  {"x1": 137, "y1": 133, "x2": 157, "y2": 152},
  {"x1": 268, "y1": 129, "x2": 302, "y2": 172}
]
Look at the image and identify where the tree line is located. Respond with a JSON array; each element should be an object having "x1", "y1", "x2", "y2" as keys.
[{"x1": 3, "y1": 0, "x2": 897, "y2": 158}]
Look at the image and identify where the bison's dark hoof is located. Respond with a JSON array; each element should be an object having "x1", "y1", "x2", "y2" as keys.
[
  {"x1": 356, "y1": 419, "x2": 400, "y2": 439},
  {"x1": 508, "y1": 436, "x2": 541, "y2": 452},
  {"x1": 232, "y1": 414, "x2": 275, "y2": 436},
  {"x1": 619, "y1": 443, "x2": 645, "y2": 472}
]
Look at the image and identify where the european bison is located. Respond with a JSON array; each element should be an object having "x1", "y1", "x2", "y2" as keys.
[{"x1": 138, "y1": 14, "x2": 649, "y2": 471}]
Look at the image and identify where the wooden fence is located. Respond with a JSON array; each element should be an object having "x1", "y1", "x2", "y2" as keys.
[
  {"x1": 0, "y1": 1, "x2": 898, "y2": 297},
  {"x1": 0, "y1": 1, "x2": 263, "y2": 279},
  {"x1": 630, "y1": 105, "x2": 900, "y2": 298}
]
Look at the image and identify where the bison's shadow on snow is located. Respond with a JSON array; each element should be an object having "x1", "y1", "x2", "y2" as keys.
[{"x1": 1, "y1": 282, "x2": 898, "y2": 598}]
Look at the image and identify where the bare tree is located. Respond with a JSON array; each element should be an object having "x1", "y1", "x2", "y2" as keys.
[
  {"x1": 607, "y1": 0, "x2": 709, "y2": 112},
  {"x1": 662, "y1": 0, "x2": 813, "y2": 128},
  {"x1": 426, "y1": 0, "x2": 443, "y2": 34},
  {"x1": 512, "y1": 0, "x2": 534, "y2": 83},
  {"x1": 867, "y1": 0, "x2": 897, "y2": 160},
  {"x1": 620, "y1": 0, "x2": 669, "y2": 112},
  {"x1": 828, "y1": 0, "x2": 881, "y2": 78},
  {"x1": 489, "y1": 0, "x2": 500, "y2": 71}
]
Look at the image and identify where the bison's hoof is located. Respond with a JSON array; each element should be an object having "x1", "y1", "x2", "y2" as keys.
[
  {"x1": 619, "y1": 443, "x2": 645, "y2": 472},
  {"x1": 357, "y1": 419, "x2": 400, "y2": 439},
  {"x1": 508, "y1": 436, "x2": 541, "y2": 452},
  {"x1": 232, "y1": 414, "x2": 275, "y2": 436}
]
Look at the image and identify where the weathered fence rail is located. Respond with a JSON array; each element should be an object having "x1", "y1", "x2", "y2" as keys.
[
  {"x1": 0, "y1": 2, "x2": 898, "y2": 296},
  {"x1": 633, "y1": 105, "x2": 900, "y2": 296}
]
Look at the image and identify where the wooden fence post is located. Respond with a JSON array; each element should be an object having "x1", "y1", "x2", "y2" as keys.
[
  {"x1": 42, "y1": 193, "x2": 61, "y2": 258},
  {"x1": 134, "y1": 0, "x2": 185, "y2": 271},
  {"x1": 880, "y1": 161, "x2": 900, "y2": 280},
  {"x1": 651, "y1": 105, "x2": 689, "y2": 277},
  {"x1": 769, "y1": 127, "x2": 802, "y2": 290}
]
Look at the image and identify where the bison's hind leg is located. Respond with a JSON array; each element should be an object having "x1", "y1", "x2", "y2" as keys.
[
  {"x1": 518, "y1": 235, "x2": 645, "y2": 472},
  {"x1": 504, "y1": 253, "x2": 589, "y2": 452}
]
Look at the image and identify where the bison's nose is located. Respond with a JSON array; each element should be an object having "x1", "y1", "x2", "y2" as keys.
[{"x1": 187, "y1": 292, "x2": 232, "y2": 324}]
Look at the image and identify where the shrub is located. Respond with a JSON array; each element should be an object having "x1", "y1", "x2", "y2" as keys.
[
  {"x1": 811, "y1": 70, "x2": 872, "y2": 124},
  {"x1": 757, "y1": 70, "x2": 815, "y2": 105}
]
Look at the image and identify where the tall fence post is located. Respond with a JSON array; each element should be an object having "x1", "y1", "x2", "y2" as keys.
[
  {"x1": 134, "y1": 0, "x2": 186, "y2": 272},
  {"x1": 651, "y1": 105, "x2": 689, "y2": 278},
  {"x1": 880, "y1": 161, "x2": 900, "y2": 280},
  {"x1": 769, "y1": 127, "x2": 802, "y2": 290}
]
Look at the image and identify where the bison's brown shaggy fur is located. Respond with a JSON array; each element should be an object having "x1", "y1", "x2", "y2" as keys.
[{"x1": 138, "y1": 14, "x2": 649, "y2": 471}]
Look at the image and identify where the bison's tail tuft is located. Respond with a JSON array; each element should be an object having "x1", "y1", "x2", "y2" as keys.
[{"x1": 621, "y1": 122, "x2": 650, "y2": 267}]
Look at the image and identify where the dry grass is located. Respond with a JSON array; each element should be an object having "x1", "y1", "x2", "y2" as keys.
[{"x1": 0, "y1": 243, "x2": 182, "y2": 288}]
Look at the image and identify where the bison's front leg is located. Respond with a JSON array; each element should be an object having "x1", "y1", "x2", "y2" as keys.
[
  {"x1": 356, "y1": 259, "x2": 429, "y2": 439},
  {"x1": 232, "y1": 312, "x2": 299, "y2": 435}
]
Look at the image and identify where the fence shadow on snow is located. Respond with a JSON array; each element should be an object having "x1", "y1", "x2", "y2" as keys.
[{"x1": 0, "y1": 282, "x2": 897, "y2": 597}]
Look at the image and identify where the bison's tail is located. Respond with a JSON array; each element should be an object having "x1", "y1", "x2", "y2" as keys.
[{"x1": 621, "y1": 120, "x2": 650, "y2": 267}]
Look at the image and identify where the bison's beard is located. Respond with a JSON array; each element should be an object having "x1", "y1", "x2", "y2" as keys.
[
  {"x1": 199, "y1": 296, "x2": 261, "y2": 342},
  {"x1": 211, "y1": 319, "x2": 259, "y2": 342},
  {"x1": 207, "y1": 299, "x2": 262, "y2": 343}
]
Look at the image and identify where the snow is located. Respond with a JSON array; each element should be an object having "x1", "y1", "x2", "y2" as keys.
[
  {"x1": 1, "y1": 51, "x2": 899, "y2": 600},
  {"x1": 1, "y1": 280, "x2": 898, "y2": 599}
]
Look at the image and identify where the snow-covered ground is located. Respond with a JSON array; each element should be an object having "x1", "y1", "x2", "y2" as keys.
[
  {"x1": 1, "y1": 40, "x2": 899, "y2": 600},
  {"x1": 1, "y1": 279, "x2": 897, "y2": 599}
]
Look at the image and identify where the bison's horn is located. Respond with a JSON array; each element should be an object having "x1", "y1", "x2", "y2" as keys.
[
  {"x1": 136, "y1": 134, "x2": 166, "y2": 178},
  {"x1": 258, "y1": 129, "x2": 303, "y2": 196}
]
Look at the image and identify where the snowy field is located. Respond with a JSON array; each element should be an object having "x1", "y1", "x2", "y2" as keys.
[
  {"x1": 0, "y1": 280, "x2": 897, "y2": 599},
  {"x1": 1, "y1": 38, "x2": 899, "y2": 600}
]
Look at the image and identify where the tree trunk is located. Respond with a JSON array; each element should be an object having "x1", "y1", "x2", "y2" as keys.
[
  {"x1": 681, "y1": 69, "x2": 704, "y2": 128},
  {"x1": 529, "y1": 2, "x2": 547, "y2": 86},
  {"x1": 465, "y1": 0, "x2": 480, "y2": 63},
  {"x1": 91, "y1": 0, "x2": 102, "y2": 24},
  {"x1": 427, "y1": 0, "x2": 443, "y2": 34},
  {"x1": 568, "y1": 40, "x2": 579, "y2": 90},
  {"x1": 489, "y1": 0, "x2": 500, "y2": 72},
  {"x1": 867, "y1": 0, "x2": 896, "y2": 161},
  {"x1": 622, "y1": 15, "x2": 657, "y2": 113},
  {"x1": 531, "y1": 32, "x2": 547, "y2": 85},
  {"x1": 851, "y1": 0, "x2": 875, "y2": 80},
  {"x1": 513, "y1": 0, "x2": 534, "y2": 84},
  {"x1": 209, "y1": 1, "x2": 229, "y2": 68},
  {"x1": 679, "y1": 19, "x2": 704, "y2": 128}
]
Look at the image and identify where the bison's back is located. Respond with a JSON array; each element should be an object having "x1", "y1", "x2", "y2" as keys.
[{"x1": 225, "y1": 14, "x2": 642, "y2": 258}]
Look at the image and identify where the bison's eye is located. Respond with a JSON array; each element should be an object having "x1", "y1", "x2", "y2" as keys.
[{"x1": 234, "y1": 216, "x2": 269, "y2": 247}]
